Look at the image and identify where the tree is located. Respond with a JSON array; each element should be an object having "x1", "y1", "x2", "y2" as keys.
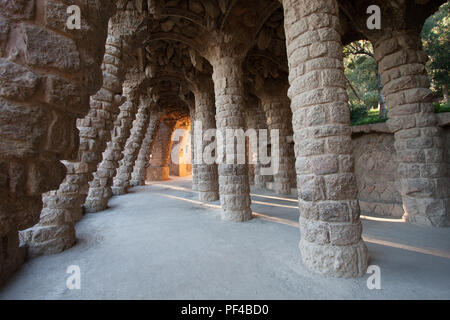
[
  {"x1": 344, "y1": 40, "x2": 385, "y2": 120},
  {"x1": 344, "y1": 41, "x2": 386, "y2": 118},
  {"x1": 422, "y1": 2, "x2": 450, "y2": 103}
]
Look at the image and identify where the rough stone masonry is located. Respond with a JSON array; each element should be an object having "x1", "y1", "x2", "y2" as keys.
[{"x1": 0, "y1": 0, "x2": 448, "y2": 285}]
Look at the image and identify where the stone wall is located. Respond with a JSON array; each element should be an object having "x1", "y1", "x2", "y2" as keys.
[
  {"x1": 444, "y1": 126, "x2": 450, "y2": 187},
  {"x1": 440, "y1": 113, "x2": 450, "y2": 179},
  {"x1": 168, "y1": 127, "x2": 192, "y2": 177},
  {"x1": 0, "y1": 0, "x2": 116, "y2": 285},
  {"x1": 351, "y1": 114, "x2": 450, "y2": 219},
  {"x1": 255, "y1": 117, "x2": 448, "y2": 221},
  {"x1": 352, "y1": 131, "x2": 403, "y2": 218},
  {"x1": 147, "y1": 120, "x2": 176, "y2": 181}
]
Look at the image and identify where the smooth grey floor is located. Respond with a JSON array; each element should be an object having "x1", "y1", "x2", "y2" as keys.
[{"x1": 1, "y1": 177, "x2": 449, "y2": 300}]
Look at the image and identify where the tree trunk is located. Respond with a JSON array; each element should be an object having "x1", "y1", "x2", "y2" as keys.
[
  {"x1": 443, "y1": 83, "x2": 449, "y2": 104},
  {"x1": 345, "y1": 75, "x2": 363, "y2": 102},
  {"x1": 376, "y1": 65, "x2": 386, "y2": 118}
]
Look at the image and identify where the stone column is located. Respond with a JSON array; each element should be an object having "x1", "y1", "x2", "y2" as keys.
[
  {"x1": 247, "y1": 147, "x2": 255, "y2": 185},
  {"x1": 130, "y1": 112, "x2": 161, "y2": 186},
  {"x1": 0, "y1": 0, "x2": 116, "y2": 282},
  {"x1": 147, "y1": 120, "x2": 177, "y2": 181},
  {"x1": 373, "y1": 30, "x2": 450, "y2": 227},
  {"x1": 112, "y1": 95, "x2": 153, "y2": 195},
  {"x1": 193, "y1": 79, "x2": 219, "y2": 202},
  {"x1": 257, "y1": 80, "x2": 294, "y2": 195},
  {"x1": 84, "y1": 81, "x2": 141, "y2": 213},
  {"x1": 282, "y1": 0, "x2": 368, "y2": 277},
  {"x1": 19, "y1": 34, "x2": 127, "y2": 257},
  {"x1": 287, "y1": 137, "x2": 297, "y2": 190},
  {"x1": 245, "y1": 99, "x2": 269, "y2": 189},
  {"x1": 211, "y1": 56, "x2": 252, "y2": 222},
  {"x1": 189, "y1": 105, "x2": 199, "y2": 191}
]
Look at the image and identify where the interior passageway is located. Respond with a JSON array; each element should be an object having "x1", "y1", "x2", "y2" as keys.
[{"x1": 1, "y1": 177, "x2": 449, "y2": 300}]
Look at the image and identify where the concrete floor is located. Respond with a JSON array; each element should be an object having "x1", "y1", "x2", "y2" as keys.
[{"x1": 1, "y1": 177, "x2": 449, "y2": 300}]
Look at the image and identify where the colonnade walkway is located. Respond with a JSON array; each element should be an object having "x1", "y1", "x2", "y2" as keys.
[{"x1": 1, "y1": 177, "x2": 449, "y2": 299}]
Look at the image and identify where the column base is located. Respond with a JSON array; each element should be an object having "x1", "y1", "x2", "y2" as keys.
[
  {"x1": 299, "y1": 239, "x2": 369, "y2": 278},
  {"x1": 146, "y1": 166, "x2": 169, "y2": 181},
  {"x1": 72, "y1": 207, "x2": 84, "y2": 223},
  {"x1": 221, "y1": 208, "x2": 253, "y2": 222},
  {"x1": 129, "y1": 179, "x2": 145, "y2": 187},
  {"x1": 199, "y1": 191, "x2": 219, "y2": 202},
  {"x1": 111, "y1": 185, "x2": 128, "y2": 196},
  {"x1": 83, "y1": 198, "x2": 109, "y2": 213},
  {"x1": 20, "y1": 224, "x2": 76, "y2": 258},
  {"x1": 84, "y1": 186, "x2": 112, "y2": 213},
  {"x1": 273, "y1": 182, "x2": 292, "y2": 195}
]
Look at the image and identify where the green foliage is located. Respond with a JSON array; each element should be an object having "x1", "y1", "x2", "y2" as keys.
[
  {"x1": 435, "y1": 102, "x2": 450, "y2": 113},
  {"x1": 349, "y1": 105, "x2": 369, "y2": 123},
  {"x1": 351, "y1": 109, "x2": 388, "y2": 126},
  {"x1": 344, "y1": 41, "x2": 381, "y2": 124},
  {"x1": 422, "y1": 2, "x2": 450, "y2": 97},
  {"x1": 344, "y1": 4, "x2": 449, "y2": 126}
]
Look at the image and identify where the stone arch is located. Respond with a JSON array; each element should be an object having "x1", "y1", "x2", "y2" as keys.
[
  {"x1": 147, "y1": 103, "x2": 191, "y2": 182},
  {"x1": 169, "y1": 117, "x2": 192, "y2": 178},
  {"x1": 160, "y1": 8, "x2": 209, "y2": 30},
  {"x1": 145, "y1": 33, "x2": 204, "y2": 54}
]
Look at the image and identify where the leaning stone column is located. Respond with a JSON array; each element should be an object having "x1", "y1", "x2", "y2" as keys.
[
  {"x1": 84, "y1": 81, "x2": 141, "y2": 213},
  {"x1": 373, "y1": 30, "x2": 450, "y2": 227},
  {"x1": 211, "y1": 55, "x2": 252, "y2": 221},
  {"x1": 130, "y1": 111, "x2": 161, "y2": 186},
  {"x1": 257, "y1": 80, "x2": 294, "y2": 195},
  {"x1": 282, "y1": 0, "x2": 368, "y2": 277},
  {"x1": 20, "y1": 34, "x2": 126, "y2": 256},
  {"x1": 189, "y1": 105, "x2": 199, "y2": 191},
  {"x1": 0, "y1": 0, "x2": 117, "y2": 282},
  {"x1": 147, "y1": 120, "x2": 177, "y2": 181},
  {"x1": 111, "y1": 95, "x2": 153, "y2": 195},
  {"x1": 193, "y1": 78, "x2": 219, "y2": 202}
]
